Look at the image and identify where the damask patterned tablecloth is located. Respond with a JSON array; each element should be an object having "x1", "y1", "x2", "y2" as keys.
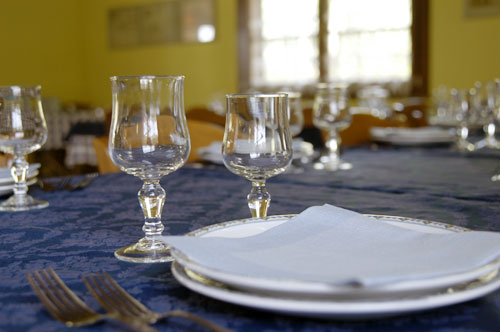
[{"x1": 1, "y1": 147, "x2": 500, "y2": 332}]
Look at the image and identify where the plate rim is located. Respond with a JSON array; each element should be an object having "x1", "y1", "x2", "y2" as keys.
[
  {"x1": 171, "y1": 260, "x2": 500, "y2": 318},
  {"x1": 173, "y1": 214, "x2": 496, "y2": 297},
  {"x1": 186, "y1": 214, "x2": 470, "y2": 238}
]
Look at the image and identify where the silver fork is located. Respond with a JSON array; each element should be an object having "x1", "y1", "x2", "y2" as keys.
[
  {"x1": 26, "y1": 268, "x2": 159, "y2": 332},
  {"x1": 83, "y1": 272, "x2": 233, "y2": 332},
  {"x1": 65, "y1": 172, "x2": 99, "y2": 190},
  {"x1": 38, "y1": 173, "x2": 98, "y2": 192},
  {"x1": 38, "y1": 177, "x2": 72, "y2": 192}
]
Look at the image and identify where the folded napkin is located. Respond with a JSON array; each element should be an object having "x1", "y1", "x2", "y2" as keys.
[{"x1": 162, "y1": 204, "x2": 500, "y2": 287}]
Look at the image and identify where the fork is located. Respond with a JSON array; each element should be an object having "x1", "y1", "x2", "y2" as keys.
[
  {"x1": 83, "y1": 272, "x2": 233, "y2": 332},
  {"x1": 38, "y1": 173, "x2": 98, "y2": 192},
  {"x1": 26, "y1": 268, "x2": 159, "y2": 332},
  {"x1": 37, "y1": 177, "x2": 72, "y2": 192}
]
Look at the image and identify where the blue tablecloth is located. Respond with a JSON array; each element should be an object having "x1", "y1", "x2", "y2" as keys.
[{"x1": 1, "y1": 146, "x2": 500, "y2": 332}]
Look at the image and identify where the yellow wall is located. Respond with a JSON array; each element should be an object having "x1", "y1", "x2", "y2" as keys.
[
  {"x1": 81, "y1": 0, "x2": 239, "y2": 110},
  {"x1": 1, "y1": 0, "x2": 499, "y2": 108},
  {"x1": 0, "y1": 0, "x2": 86, "y2": 103},
  {"x1": 429, "y1": 0, "x2": 500, "y2": 91}
]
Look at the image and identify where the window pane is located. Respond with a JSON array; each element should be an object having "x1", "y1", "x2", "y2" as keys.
[
  {"x1": 254, "y1": 37, "x2": 319, "y2": 86},
  {"x1": 261, "y1": 0, "x2": 318, "y2": 39},
  {"x1": 329, "y1": 30, "x2": 411, "y2": 82},
  {"x1": 329, "y1": 0, "x2": 411, "y2": 31},
  {"x1": 327, "y1": 0, "x2": 412, "y2": 82},
  {"x1": 250, "y1": 0, "x2": 319, "y2": 87}
]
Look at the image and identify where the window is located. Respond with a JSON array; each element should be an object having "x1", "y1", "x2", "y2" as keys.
[{"x1": 238, "y1": 0, "x2": 428, "y2": 96}]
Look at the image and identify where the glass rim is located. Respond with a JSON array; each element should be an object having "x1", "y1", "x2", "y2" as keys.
[
  {"x1": 277, "y1": 91, "x2": 301, "y2": 98},
  {"x1": 316, "y1": 82, "x2": 348, "y2": 89},
  {"x1": 110, "y1": 75, "x2": 185, "y2": 81},
  {"x1": 0, "y1": 85, "x2": 41, "y2": 90},
  {"x1": 226, "y1": 93, "x2": 288, "y2": 99}
]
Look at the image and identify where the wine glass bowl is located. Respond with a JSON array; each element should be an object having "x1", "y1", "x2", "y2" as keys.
[
  {"x1": 285, "y1": 92, "x2": 304, "y2": 138},
  {"x1": 450, "y1": 88, "x2": 475, "y2": 152},
  {"x1": 473, "y1": 81, "x2": 500, "y2": 150},
  {"x1": 0, "y1": 85, "x2": 48, "y2": 211},
  {"x1": 109, "y1": 75, "x2": 189, "y2": 263},
  {"x1": 312, "y1": 83, "x2": 352, "y2": 171},
  {"x1": 222, "y1": 93, "x2": 292, "y2": 218}
]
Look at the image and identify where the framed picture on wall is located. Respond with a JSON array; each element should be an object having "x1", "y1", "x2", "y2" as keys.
[
  {"x1": 464, "y1": 0, "x2": 500, "y2": 17},
  {"x1": 109, "y1": 0, "x2": 216, "y2": 48}
]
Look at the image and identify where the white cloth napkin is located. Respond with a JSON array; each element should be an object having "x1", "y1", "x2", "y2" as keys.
[{"x1": 162, "y1": 204, "x2": 500, "y2": 287}]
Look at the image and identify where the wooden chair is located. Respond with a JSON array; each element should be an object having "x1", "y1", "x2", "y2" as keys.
[
  {"x1": 93, "y1": 119, "x2": 224, "y2": 174},
  {"x1": 302, "y1": 107, "x2": 408, "y2": 147}
]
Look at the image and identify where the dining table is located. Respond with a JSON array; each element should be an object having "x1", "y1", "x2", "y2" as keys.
[{"x1": 1, "y1": 144, "x2": 500, "y2": 332}]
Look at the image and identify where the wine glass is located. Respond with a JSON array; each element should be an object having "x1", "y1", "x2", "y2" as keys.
[
  {"x1": 109, "y1": 75, "x2": 190, "y2": 263},
  {"x1": 222, "y1": 93, "x2": 292, "y2": 218},
  {"x1": 450, "y1": 88, "x2": 475, "y2": 152},
  {"x1": 280, "y1": 91, "x2": 311, "y2": 172},
  {"x1": 312, "y1": 83, "x2": 352, "y2": 171},
  {"x1": 474, "y1": 81, "x2": 500, "y2": 150},
  {"x1": 0, "y1": 86, "x2": 48, "y2": 211},
  {"x1": 286, "y1": 92, "x2": 304, "y2": 138}
]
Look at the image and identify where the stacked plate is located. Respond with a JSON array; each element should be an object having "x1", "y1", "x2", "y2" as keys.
[
  {"x1": 370, "y1": 127, "x2": 455, "y2": 146},
  {"x1": 0, "y1": 163, "x2": 40, "y2": 196},
  {"x1": 170, "y1": 215, "x2": 500, "y2": 319},
  {"x1": 197, "y1": 139, "x2": 314, "y2": 165}
]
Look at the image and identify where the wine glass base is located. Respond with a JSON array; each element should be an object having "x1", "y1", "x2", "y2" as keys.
[
  {"x1": 0, "y1": 194, "x2": 49, "y2": 212},
  {"x1": 314, "y1": 160, "x2": 352, "y2": 172},
  {"x1": 114, "y1": 238, "x2": 173, "y2": 263},
  {"x1": 475, "y1": 138, "x2": 500, "y2": 150},
  {"x1": 452, "y1": 141, "x2": 475, "y2": 152}
]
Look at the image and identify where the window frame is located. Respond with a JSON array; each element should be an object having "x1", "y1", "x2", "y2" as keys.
[{"x1": 238, "y1": 0, "x2": 428, "y2": 97}]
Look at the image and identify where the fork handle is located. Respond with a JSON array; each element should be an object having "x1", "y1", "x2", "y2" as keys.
[
  {"x1": 114, "y1": 316, "x2": 161, "y2": 332},
  {"x1": 160, "y1": 310, "x2": 233, "y2": 332}
]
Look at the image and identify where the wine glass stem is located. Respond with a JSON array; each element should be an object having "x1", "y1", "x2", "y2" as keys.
[
  {"x1": 457, "y1": 125, "x2": 469, "y2": 145},
  {"x1": 325, "y1": 130, "x2": 341, "y2": 161},
  {"x1": 248, "y1": 181, "x2": 270, "y2": 218},
  {"x1": 138, "y1": 181, "x2": 165, "y2": 239},
  {"x1": 485, "y1": 122, "x2": 496, "y2": 139},
  {"x1": 11, "y1": 156, "x2": 29, "y2": 197}
]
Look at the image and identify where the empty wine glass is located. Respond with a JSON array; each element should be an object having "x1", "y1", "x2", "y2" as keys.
[
  {"x1": 109, "y1": 75, "x2": 190, "y2": 263},
  {"x1": 222, "y1": 93, "x2": 292, "y2": 218},
  {"x1": 474, "y1": 81, "x2": 500, "y2": 150},
  {"x1": 0, "y1": 86, "x2": 48, "y2": 211},
  {"x1": 313, "y1": 83, "x2": 352, "y2": 171},
  {"x1": 451, "y1": 88, "x2": 475, "y2": 152},
  {"x1": 286, "y1": 92, "x2": 304, "y2": 138},
  {"x1": 280, "y1": 91, "x2": 311, "y2": 172}
]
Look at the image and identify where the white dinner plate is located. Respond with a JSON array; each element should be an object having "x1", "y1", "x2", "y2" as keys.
[
  {"x1": 0, "y1": 177, "x2": 37, "y2": 196},
  {"x1": 370, "y1": 127, "x2": 455, "y2": 145},
  {"x1": 0, "y1": 163, "x2": 40, "y2": 185},
  {"x1": 172, "y1": 215, "x2": 500, "y2": 299},
  {"x1": 172, "y1": 260, "x2": 500, "y2": 319},
  {"x1": 197, "y1": 140, "x2": 314, "y2": 164}
]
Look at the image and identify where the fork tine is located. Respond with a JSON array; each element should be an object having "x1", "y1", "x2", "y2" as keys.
[
  {"x1": 83, "y1": 274, "x2": 137, "y2": 317},
  {"x1": 82, "y1": 275, "x2": 118, "y2": 313},
  {"x1": 26, "y1": 272, "x2": 66, "y2": 323},
  {"x1": 102, "y1": 272, "x2": 150, "y2": 315},
  {"x1": 46, "y1": 268, "x2": 95, "y2": 316},
  {"x1": 34, "y1": 270, "x2": 72, "y2": 316},
  {"x1": 84, "y1": 273, "x2": 145, "y2": 317},
  {"x1": 97, "y1": 273, "x2": 145, "y2": 316}
]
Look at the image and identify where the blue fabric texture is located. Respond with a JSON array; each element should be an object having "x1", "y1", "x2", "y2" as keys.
[{"x1": 1, "y1": 146, "x2": 500, "y2": 332}]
